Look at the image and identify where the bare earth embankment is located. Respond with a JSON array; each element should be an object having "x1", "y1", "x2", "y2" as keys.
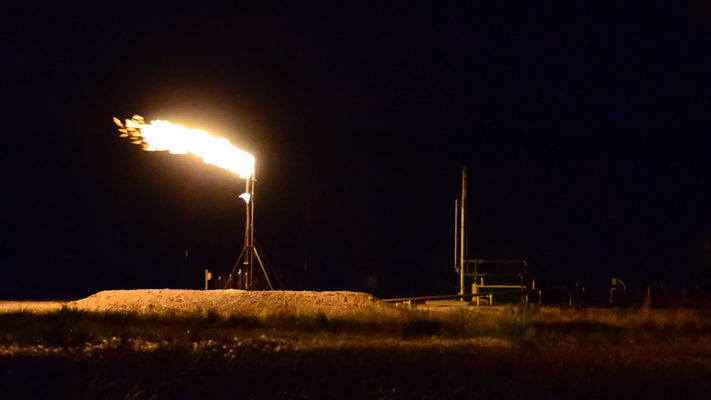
[
  {"x1": 70, "y1": 289, "x2": 396, "y2": 317},
  {"x1": 2, "y1": 289, "x2": 711, "y2": 399}
]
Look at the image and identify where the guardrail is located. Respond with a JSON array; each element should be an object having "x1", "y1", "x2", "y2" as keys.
[{"x1": 383, "y1": 288, "x2": 541, "y2": 307}]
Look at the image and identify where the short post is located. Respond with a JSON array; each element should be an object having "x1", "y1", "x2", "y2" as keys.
[
  {"x1": 682, "y1": 286, "x2": 686, "y2": 305},
  {"x1": 472, "y1": 279, "x2": 479, "y2": 306},
  {"x1": 204, "y1": 269, "x2": 211, "y2": 290},
  {"x1": 582, "y1": 286, "x2": 586, "y2": 308}
]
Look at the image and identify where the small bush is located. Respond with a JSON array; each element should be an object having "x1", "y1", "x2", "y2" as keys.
[
  {"x1": 401, "y1": 318, "x2": 442, "y2": 338},
  {"x1": 295, "y1": 312, "x2": 331, "y2": 332}
]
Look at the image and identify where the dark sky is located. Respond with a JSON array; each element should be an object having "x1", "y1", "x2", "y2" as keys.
[{"x1": 2, "y1": 1, "x2": 710, "y2": 299}]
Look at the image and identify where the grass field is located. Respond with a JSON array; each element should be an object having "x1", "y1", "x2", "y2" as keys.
[{"x1": 2, "y1": 304, "x2": 711, "y2": 399}]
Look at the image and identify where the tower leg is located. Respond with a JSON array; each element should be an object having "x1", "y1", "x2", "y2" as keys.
[{"x1": 253, "y1": 247, "x2": 274, "y2": 290}]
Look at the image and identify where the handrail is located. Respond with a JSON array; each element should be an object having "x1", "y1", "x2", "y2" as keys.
[{"x1": 382, "y1": 290, "x2": 520, "y2": 303}]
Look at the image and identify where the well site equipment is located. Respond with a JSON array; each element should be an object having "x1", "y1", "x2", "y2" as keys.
[
  {"x1": 385, "y1": 168, "x2": 539, "y2": 307},
  {"x1": 454, "y1": 167, "x2": 537, "y2": 305}
]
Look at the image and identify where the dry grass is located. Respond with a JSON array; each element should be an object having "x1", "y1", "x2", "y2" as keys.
[
  {"x1": 2, "y1": 298, "x2": 711, "y2": 398},
  {"x1": 1, "y1": 303, "x2": 710, "y2": 354},
  {"x1": 0, "y1": 300, "x2": 66, "y2": 314}
]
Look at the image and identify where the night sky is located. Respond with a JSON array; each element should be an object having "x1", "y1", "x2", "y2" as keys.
[{"x1": 2, "y1": 2, "x2": 710, "y2": 300}]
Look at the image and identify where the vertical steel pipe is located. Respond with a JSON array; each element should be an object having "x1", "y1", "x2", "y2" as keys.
[
  {"x1": 459, "y1": 167, "x2": 467, "y2": 298},
  {"x1": 454, "y1": 199, "x2": 459, "y2": 273}
]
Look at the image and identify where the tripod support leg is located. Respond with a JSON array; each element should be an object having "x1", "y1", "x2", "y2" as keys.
[
  {"x1": 253, "y1": 247, "x2": 273, "y2": 290},
  {"x1": 224, "y1": 245, "x2": 273, "y2": 290}
]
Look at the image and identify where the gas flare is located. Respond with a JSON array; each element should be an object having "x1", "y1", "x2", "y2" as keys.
[{"x1": 113, "y1": 115, "x2": 255, "y2": 178}]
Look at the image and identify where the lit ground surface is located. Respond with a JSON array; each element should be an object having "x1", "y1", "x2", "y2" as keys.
[
  {"x1": 1, "y1": 291, "x2": 711, "y2": 399},
  {"x1": 0, "y1": 300, "x2": 67, "y2": 313}
]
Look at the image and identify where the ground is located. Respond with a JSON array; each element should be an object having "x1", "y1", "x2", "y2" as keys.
[{"x1": 1, "y1": 290, "x2": 711, "y2": 399}]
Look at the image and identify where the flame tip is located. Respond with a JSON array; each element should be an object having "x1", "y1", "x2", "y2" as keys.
[{"x1": 114, "y1": 115, "x2": 255, "y2": 178}]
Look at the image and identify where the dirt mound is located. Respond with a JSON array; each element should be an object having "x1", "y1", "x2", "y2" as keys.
[{"x1": 70, "y1": 289, "x2": 396, "y2": 317}]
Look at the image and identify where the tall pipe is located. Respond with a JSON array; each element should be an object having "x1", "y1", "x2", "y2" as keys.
[
  {"x1": 244, "y1": 177, "x2": 250, "y2": 250},
  {"x1": 243, "y1": 177, "x2": 251, "y2": 289},
  {"x1": 249, "y1": 175, "x2": 255, "y2": 289},
  {"x1": 248, "y1": 174, "x2": 256, "y2": 289},
  {"x1": 226, "y1": 169, "x2": 270, "y2": 291},
  {"x1": 454, "y1": 199, "x2": 459, "y2": 273},
  {"x1": 243, "y1": 174, "x2": 256, "y2": 290},
  {"x1": 459, "y1": 167, "x2": 467, "y2": 298}
]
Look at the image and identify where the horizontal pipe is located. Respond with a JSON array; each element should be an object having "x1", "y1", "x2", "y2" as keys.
[
  {"x1": 382, "y1": 290, "x2": 520, "y2": 303},
  {"x1": 477, "y1": 285, "x2": 524, "y2": 289},
  {"x1": 465, "y1": 259, "x2": 527, "y2": 265}
]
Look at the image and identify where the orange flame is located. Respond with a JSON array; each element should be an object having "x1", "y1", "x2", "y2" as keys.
[{"x1": 114, "y1": 115, "x2": 255, "y2": 179}]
